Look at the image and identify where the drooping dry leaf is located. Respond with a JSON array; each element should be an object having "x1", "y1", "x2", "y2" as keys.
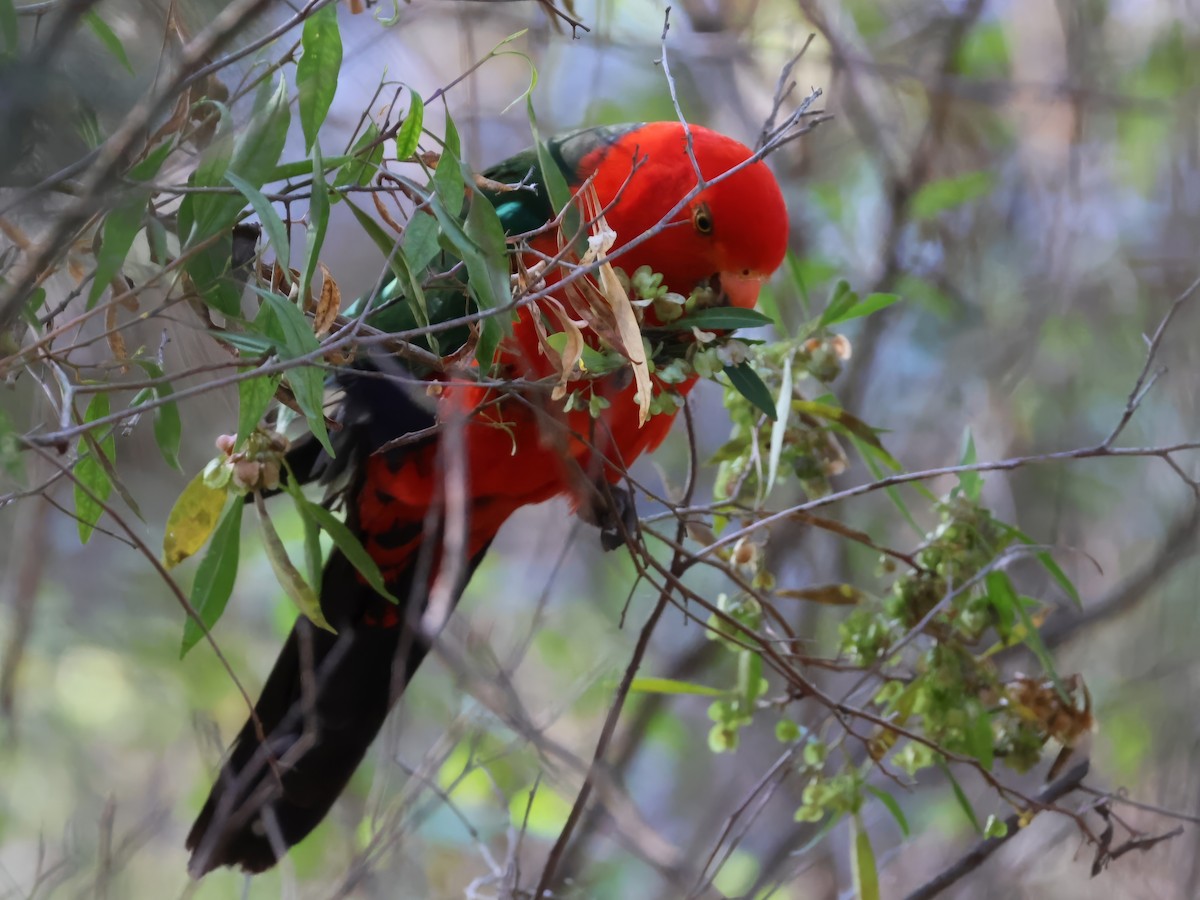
[
  {"x1": 313, "y1": 262, "x2": 341, "y2": 336},
  {"x1": 104, "y1": 298, "x2": 129, "y2": 373},
  {"x1": 578, "y1": 186, "x2": 651, "y2": 425},
  {"x1": 371, "y1": 189, "x2": 406, "y2": 236},
  {"x1": 0, "y1": 216, "x2": 32, "y2": 250},
  {"x1": 545, "y1": 299, "x2": 585, "y2": 401}
]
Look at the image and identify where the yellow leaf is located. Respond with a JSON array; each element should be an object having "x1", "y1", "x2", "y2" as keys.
[
  {"x1": 254, "y1": 496, "x2": 336, "y2": 632},
  {"x1": 162, "y1": 469, "x2": 229, "y2": 568}
]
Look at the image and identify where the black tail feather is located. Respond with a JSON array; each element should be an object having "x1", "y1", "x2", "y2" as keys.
[
  {"x1": 185, "y1": 539, "x2": 490, "y2": 876},
  {"x1": 187, "y1": 357, "x2": 483, "y2": 876}
]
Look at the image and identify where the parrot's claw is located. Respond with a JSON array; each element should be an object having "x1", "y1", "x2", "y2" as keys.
[{"x1": 579, "y1": 482, "x2": 638, "y2": 551}]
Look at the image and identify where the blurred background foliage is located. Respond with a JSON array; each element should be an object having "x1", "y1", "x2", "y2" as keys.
[{"x1": 1, "y1": 0, "x2": 1200, "y2": 898}]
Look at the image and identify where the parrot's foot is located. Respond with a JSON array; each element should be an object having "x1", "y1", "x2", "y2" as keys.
[{"x1": 578, "y1": 482, "x2": 638, "y2": 551}]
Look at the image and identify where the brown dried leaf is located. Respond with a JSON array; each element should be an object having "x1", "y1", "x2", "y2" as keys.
[
  {"x1": 313, "y1": 263, "x2": 341, "y2": 336},
  {"x1": 440, "y1": 319, "x2": 480, "y2": 369},
  {"x1": 372, "y1": 189, "x2": 407, "y2": 236},
  {"x1": 790, "y1": 510, "x2": 874, "y2": 545},
  {"x1": 475, "y1": 173, "x2": 522, "y2": 194},
  {"x1": 0, "y1": 216, "x2": 32, "y2": 250},
  {"x1": 105, "y1": 291, "x2": 129, "y2": 374},
  {"x1": 775, "y1": 584, "x2": 864, "y2": 606},
  {"x1": 545, "y1": 300, "x2": 585, "y2": 401},
  {"x1": 148, "y1": 88, "x2": 191, "y2": 146},
  {"x1": 578, "y1": 186, "x2": 650, "y2": 425}
]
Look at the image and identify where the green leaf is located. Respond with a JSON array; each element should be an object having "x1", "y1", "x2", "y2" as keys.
[
  {"x1": 86, "y1": 140, "x2": 175, "y2": 309},
  {"x1": 225, "y1": 170, "x2": 290, "y2": 272},
  {"x1": 255, "y1": 498, "x2": 334, "y2": 632},
  {"x1": 215, "y1": 330, "x2": 277, "y2": 356},
  {"x1": 84, "y1": 10, "x2": 133, "y2": 74},
  {"x1": 180, "y1": 498, "x2": 243, "y2": 657},
  {"x1": 463, "y1": 190, "x2": 511, "y2": 366},
  {"x1": 983, "y1": 569, "x2": 1017, "y2": 638},
  {"x1": 817, "y1": 279, "x2": 855, "y2": 327},
  {"x1": 955, "y1": 427, "x2": 983, "y2": 502},
  {"x1": 766, "y1": 352, "x2": 793, "y2": 495},
  {"x1": 527, "y1": 112, "x2": 570, "y2": 216},
  {"x1": 299, "y1": 143, "x2": 331, "y2": 306},
  {"x1": 19, "y1": 286, "x2": 45, "y2": 329},
  {"x1": 269, "y1": 154, "x2": 353, "y2": 182},
  {"x1": 394, "y1": 89, "x2": 424, "y2": 161},
  {"x1": 433, "y1": 110, "x2": 465, "y2": 211},
  {"x1": 820, "y1": 289, "x2": 900, "y2": 328},
  {"x1": 865, "y1": 785, "x2": 910, "y2": 838},
  {"x1": 296, "y1": 3, "x2": 342, "y2": 153},
  {"x1": 402, "y1": 205, "x2": 441, "y2": 272},
  {"x1": 851, "y1": 814, "x2": 881, "y2": 900},
  {"x1": 163, "y1": 467, "x2": 229, "y2": 568},
  {"x1": 345, "y1": 197, "x2": 411, "y2": 283},
  {"x1": 236, "y1": 371, "x2": 282, "y2": 446},
  {"x1": 0, "y1": 0, "x2": 17, "y2": 57},
  {"x1": 628, "y1": 677, "x2": 729, "y2": 698},
  {"x1": 937, "y1": 757, "x2": 982, "y2": 834},
  {"x1": 297, "y1": 497, "x2": 398, "y2": 604},
  {"x1": 910, "y1": 171, "x2": 995, "y2": 221},
  {"x1": 88, "y1": 201, "x2": 145, "y2": 308},
  {"x1": 134, "y1": 361, "x2": 182, "y2": 471},
  {"x1": 230, "y1": 74, "x2": 292, "y2": 193},
  {"x1": 333, "y1": 122, "x2": 384, "y2": 190},
  {"x1": 259, "y1": 291, "x2": 333, "y2": 456},
  {"x1": 187, "y1": 76, "x2": 290, "y2": 245},
  {"x1": 724, "y1": 362, "x2": 776, "y2": 420},
  {"x1": 298, "y1": 492, "x2": 323, "y2": 590},
  {"x1": 1000, "y1": 523, "x2": 1082, "y2": 609},
  {"x1": 660, "y1": 307, "x2": 776, "y2": 331},
  {"x1": 0, "y1": 408, "x2": 23, "y2": 480},
  {"x1": 849, "y1": 433, "x2": 925, "y2": 538},
  {"x1": 966, "y1": 703, "x2": 995, "y2": 771},
  {"x1": 74, "y1": 394, "x2": 115, "y2": 543},
  {"x1": 1014, "y1": 591, "x2": 1069, "y2": 701}
]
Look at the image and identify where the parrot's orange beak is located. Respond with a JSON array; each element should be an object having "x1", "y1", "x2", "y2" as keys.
[{"x1": 720, "y1": 270, "x2": 766, "y2": 309}]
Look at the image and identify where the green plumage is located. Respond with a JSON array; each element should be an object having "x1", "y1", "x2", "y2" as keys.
[{"x1": 357, "y1": 123, "x2": 642, "y2": 354}]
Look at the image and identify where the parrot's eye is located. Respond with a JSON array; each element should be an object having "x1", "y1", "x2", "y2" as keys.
[{"x1": 692, "y1": 204, "x2": 714, "y2": 235}]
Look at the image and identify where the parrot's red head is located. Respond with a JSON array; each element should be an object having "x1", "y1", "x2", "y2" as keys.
[{"x1": 582, "y1": 121, "x2": 789, "y2": 309}]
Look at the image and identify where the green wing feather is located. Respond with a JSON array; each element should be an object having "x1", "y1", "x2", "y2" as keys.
[{"x1": 481, "y1": 122, "x2": 644, "y2": 233}]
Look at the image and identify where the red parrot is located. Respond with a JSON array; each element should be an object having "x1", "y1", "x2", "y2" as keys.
[{"x1": 186, "y1": 121, "x2": 788, "y2": 875}]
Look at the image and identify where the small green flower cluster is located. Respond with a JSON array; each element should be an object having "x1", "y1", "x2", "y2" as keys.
[
  {"x1": 840, "y1": 497, "x2": 1009, "y2": 667},
  {"x1": 837, "y1": 497, "x2": 1088, "y2": 782}
]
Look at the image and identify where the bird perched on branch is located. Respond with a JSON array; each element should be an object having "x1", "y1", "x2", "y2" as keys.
[{"x1": 186, "y1": 120, "x2": 788, "y2": 875}]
